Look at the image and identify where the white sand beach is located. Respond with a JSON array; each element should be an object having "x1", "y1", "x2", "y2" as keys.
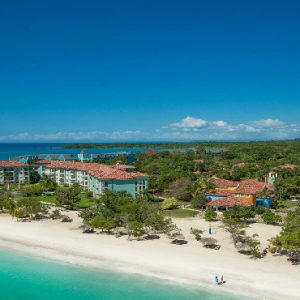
[{"x1": 0, "y1": 212, "x2": 299, "y2": 300}]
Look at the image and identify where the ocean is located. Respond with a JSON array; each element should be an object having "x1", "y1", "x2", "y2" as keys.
[
  {"x1": 0, "y1": 143, "x2": 153, "y2": 160},
  {"x1": 0, "y1": 251, "x2": 251, "y2": 300}
]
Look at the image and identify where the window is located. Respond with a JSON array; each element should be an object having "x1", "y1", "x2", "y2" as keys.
[
  {"x1": 234, "y1": 193, "x2": 238, "y2": 197},
  {"x1": 240, "y1": 193, "x2": 244, "y2": 197},
  {"x1": 103, "y1": 181, "x2": 109, "y2": 190},
  {"x1": 246, "y1": 194, "x2": 250, "y2": 198}
]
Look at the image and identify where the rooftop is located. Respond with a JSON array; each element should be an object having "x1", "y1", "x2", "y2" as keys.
[
  {"x1": 211, "y1": 178, "x2": 274, "y2": 196},
  {"x1": 213, "y1": 178, "x2": 238, "y2": 189},
  {"x1": 0, "y1": 161, "x2": 28, "y2": 167},
  {"x1": 41, "y1": 160, "x2": 147, "y2": 180}
]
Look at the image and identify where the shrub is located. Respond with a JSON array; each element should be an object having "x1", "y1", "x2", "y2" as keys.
[
  {"x1": 204, "y1": 207, "x2": 217, "y2": 221},
  {"x1": 248, "y1": 239, "x2": 262, "y2": 259},
  {"x1": 255, "y1": 206, "x2": 266, "y2": 215},
  {"x1": 262, "y1": 210, "x2": 282, "y2": 225},
  {"x1": 161, "y1": 197, "x2": 179, "y2": 210}
]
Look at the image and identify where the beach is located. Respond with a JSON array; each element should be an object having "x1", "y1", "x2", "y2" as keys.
[{"x1": 0, "y1": 212, "x2": 299, "y2": 300}]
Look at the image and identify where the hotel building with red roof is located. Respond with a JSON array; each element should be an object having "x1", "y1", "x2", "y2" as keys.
[
  {"x1": 0, "y1": 161, "x2": 30, "y2": 185},
  {"x1": 207, "y1": 178, "x2": 274, "y2": 209},
  {"x1": 38, "y1": 161, "x2": 148, "y2": 198}
]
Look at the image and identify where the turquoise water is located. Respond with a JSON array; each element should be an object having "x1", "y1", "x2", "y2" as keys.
[{"x1": 0, "y1": 251, "x2": 249, "y2": 300}]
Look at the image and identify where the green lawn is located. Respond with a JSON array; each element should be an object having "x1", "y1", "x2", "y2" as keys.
[
  {"x1": 164, "y1": 208, "x2": 199, "y2": 218},
  {"x1": 30, "y1": 193, "x2": 95, "y2": 209}
]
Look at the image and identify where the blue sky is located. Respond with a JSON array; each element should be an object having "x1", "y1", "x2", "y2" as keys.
[{"x1": 0, "y1": 0, "x2": 299, "y2": 142}]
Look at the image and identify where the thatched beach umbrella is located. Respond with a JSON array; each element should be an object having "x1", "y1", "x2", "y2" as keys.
[{"x1": 200, "y1": 237, "x2": 220, "y2": 249}]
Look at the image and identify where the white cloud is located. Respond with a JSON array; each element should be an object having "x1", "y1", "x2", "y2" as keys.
[
  {"x1": 159, "y1": 116, "x2": 299, "y2": 141},
  {"x1": 0, "y1": 117, "x2": 298, "y2": 142},
  {"x1": 169, "y1": 116, "x2": 207, "y2": 128},
  {"x1": 210, "y1": 120, "x2": 228, "y2": 127},
  {"x1": 252, "y1": 119, "x2": 284, "y2": 127},
  {"x1": 236, "y1": 124, "x2": 261, "y2": 133}
]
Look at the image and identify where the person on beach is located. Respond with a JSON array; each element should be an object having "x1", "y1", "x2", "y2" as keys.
[
  {"x1": 215, "y1": 276, "x2": 219, "y2": 285},
  {"x1": 209, "y1": 223, "x2": 212, "y2": 235},
  {"x1": 221, "y1": 275, "x2": 224, "y2": 284}
]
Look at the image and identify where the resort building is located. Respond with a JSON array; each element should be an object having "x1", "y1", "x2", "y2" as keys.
[
  {"x1": 0, "y1": 161, "x2": 30, "y2": 185},
  {"x1": 78, "y1": 150, "x2": 93, "y2": 162},
  {"x1": 38, "y1": 161, "x2": 148, "y2": 198},
  {"x1": 207, "y1": 178, "x2": 274, "y2": 209}
]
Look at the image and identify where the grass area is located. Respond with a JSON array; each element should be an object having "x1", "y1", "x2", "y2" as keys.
[
  {"x1": 77, "y1": 194, "x2": 96, "y2": 209},
  {"x1": 164, "y1": 208, "x2": 199, "y2": 218},
  {"x1": 30, "y1": 193, "x2": 96, "y2": 209}
]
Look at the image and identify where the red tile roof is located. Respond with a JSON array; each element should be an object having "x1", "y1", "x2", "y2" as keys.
[
  {"x1": 0, "y1": 161, "x2": 28, "y2": 167},
  {"x1": 40, "y1": 161, "x2": 148, "y2": 180},
  {"x1": 208, "y1": 195, "x2": 253, "y2": 207},
  {"x1": 213, "y1": 178, "x2": 238, "y2": 189},
  {"x1": 210, "y1": 178, "x2": 274, "y2": 196},
  {"x1": 235, "y1": 180, "x2": 274, "y2": 194}
]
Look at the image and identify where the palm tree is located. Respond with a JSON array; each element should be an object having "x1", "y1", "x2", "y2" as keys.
[{"x1": 193, "y1": 176, "x2": 215, "y2": 196}]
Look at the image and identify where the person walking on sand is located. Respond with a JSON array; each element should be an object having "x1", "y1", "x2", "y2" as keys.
[
  {"x1": 209, "y1": 223, "x2": 212, "y2": 235},
  {"x1": 215, "y1": 276, "x2": 219, "y2": 285},
  {"x1": 221, "y1": 275, "x2": 224, "y2": 284}
]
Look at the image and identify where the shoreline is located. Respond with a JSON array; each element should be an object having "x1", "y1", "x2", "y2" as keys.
[
  {"x1": 0, "y1": 237, "x2": 241, "y2": 300},
  {"x1": 0, "y1": 213, "x2": 299, "y2": 300}
]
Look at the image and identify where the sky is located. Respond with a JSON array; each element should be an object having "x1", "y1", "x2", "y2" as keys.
[{"x1": 0, "y1": 0, "x2": 299, "y2": 142}]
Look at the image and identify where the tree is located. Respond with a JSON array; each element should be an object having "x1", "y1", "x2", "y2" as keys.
[
  {"x1": 166, "y1": 178, "x2": 192, "y2": 201},
  {"x1": 248, "y1": 238, "x2": 262, "y2": 259},
  {"x1": 193, "y1": 176, "x2": 215, "y2": 196},
  {"x1": 191, "y1": 194, "x2": 208, "y2": 209},
  {"x1": 272, "y1": 207, "x2": 300, "y2": 253},
  {"x1": 274, "y1": 169, "x2": 300, "y2": 200},
  {"x1": 161, "y1": 197, "x2": 179, "y2": 210},
  {"x1": 40, "y1": 175, "x2": 57, "y2": 191},
  {"x1": 56, "y1": 184, "x2": 81, "y2": 210},
  {"x1": 262, "y1": 210, "x2": 282, "y2": 225},
  {"x1": 91, "y1": 215, "x2": 115, "y2": 233},
  {"x1": 0, "y1": 190, "x2": 12, "y2": 211},
  {"x1": 30, "y1": 170, "x2": 41, "y2": 184},
  {"x1": 204, "y1": 207, "x2": 217, "y2": 221},
  {"x1": 223, "y1": 206, "x2": 255, "y2": 224},
  {"x1": 79, "y1": 191, "x2": 175, "y2": 238},
  {"x1": 15, "y1": 198, "x2": 45, "y2": 219},
  {"x1": 21, "y1": 184, "x2": 43, "y2": 197},
  {"x1": 128, "y1": 220, "x2": 145, "y2": 240}
]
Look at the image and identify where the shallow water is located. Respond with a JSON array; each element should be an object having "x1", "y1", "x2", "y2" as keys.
[{"x1": 0, "y1": 251, "x2": 251, "y2": 300}]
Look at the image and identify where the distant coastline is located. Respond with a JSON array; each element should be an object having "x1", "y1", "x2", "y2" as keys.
[{"x1": 62, "y1": 140, "x2": 300, "y2": 149}]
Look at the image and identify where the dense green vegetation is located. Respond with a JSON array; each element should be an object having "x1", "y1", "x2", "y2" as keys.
[
  {"x1": 272, "y1": 206, "x2": 300, "y2": 255},
  {"x1": 135, "y1": 140, "x2": 300, "y2": 201},
  {"x1": 79, "y1": 191, "x2": 175, "y2": 239}
]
